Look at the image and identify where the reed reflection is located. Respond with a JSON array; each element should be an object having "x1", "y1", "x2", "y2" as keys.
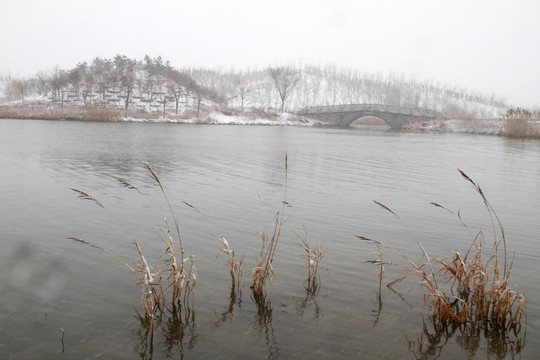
[
  {"x1": 214, "y1": 286, "x2": 242, "y2": 327},
  {"x1": 407, "y1": 316, "x2": 525, "y2": 360},
  {"x1": 251, "y1": 290, "x2": 279, "y2": 360},
  {"x1": 296, "y1": 288, "x2": 321, "y2": 322},
  {"x1": 134, "y1": 304, "x2": 198, "y2": 360}
]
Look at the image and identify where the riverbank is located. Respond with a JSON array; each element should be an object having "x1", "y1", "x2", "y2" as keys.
[
  {"x1": 2, "y1": 104, "x2": 539, "y2": 138},
  {"x1": 404, "y1": 118, "x2": 505, "y2": 135},
  {"x1": 0, "y1": 104, "x2": 321, "y2": 126},
  {"x1": 405, "y1": 118, "x2": 540, "y2": 138}
]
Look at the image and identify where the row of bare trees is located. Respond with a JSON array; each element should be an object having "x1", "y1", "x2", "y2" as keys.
[
  {"x1": 2, "y1": 57, "x2": 515, "y2": 119},
  {"x1": 189, "y1": 63, "x2": 509, "y2": 118}
]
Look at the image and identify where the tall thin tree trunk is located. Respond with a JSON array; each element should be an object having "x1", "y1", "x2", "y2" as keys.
[{"x1": 124, "y1": 87, "x2": 132, "y2": 118}]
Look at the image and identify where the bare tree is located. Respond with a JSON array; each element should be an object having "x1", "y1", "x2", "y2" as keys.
[
  {"x1": 68, "y1": 62, "x2": 88, "y2": 93},
  {"x1": 232, "y1": 73, "x2": 252, "y2": 111},
  {"x1": 81, "y1": 70, "x2": 96, "y2": 106},
  {"x1": 90, "y1": 57, "x2": 115, "y2": 100},
  {"x1": 268, "y1": 66, "x2": 301, "y2": 113},
  {"x1": 114, "y1": 55, "x2": 137, "y2": 117},
  {"x1": 187, "y1": 80, "x2": 222, "y2": 119},
  {"x1": 188, "y1": 81, "x2": 204, "y2": 119},
  {"x1": 8, "y1": 79, "x2": 29, "y2": 104},
  {"x1": 165, "y1": 68, "x2": 192, "y2": 115},
  {"x1": 36, "y1": 71, "x2": 49, "y2": 97}
]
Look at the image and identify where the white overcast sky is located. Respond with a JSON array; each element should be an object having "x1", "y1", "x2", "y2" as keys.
[{"x1": 2, "y1": 0, "x2": 539, "y2": 107}]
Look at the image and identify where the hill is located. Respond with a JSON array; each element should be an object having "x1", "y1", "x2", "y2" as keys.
[{"x1": 1, "y1": 55, "x2": 509, "y2": 122}]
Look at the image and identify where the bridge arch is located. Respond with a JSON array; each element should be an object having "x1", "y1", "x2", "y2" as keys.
[
  {"x1": 298, "y1": 104, "x2": 440, "y2": 130},
  {"x1": 350, "y1": 115, "x2": 391, "y2": 129},
  {"x1": 338, "y1": 111, "x2": 405, "y2": 128}
]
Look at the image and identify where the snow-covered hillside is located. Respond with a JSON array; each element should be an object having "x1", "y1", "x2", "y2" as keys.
[{"x1": 1, "y1": 56, "x2": 511, "y2": 121}]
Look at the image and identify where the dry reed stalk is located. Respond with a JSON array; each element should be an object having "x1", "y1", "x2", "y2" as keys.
[
  {"x1": 295, "y1": 213, "x2": 326, "y2": 293},
  {"x1": 298, "y1": 237, "x2": 325, "y2": 293},
  {"x1": 360, "y1": 170, "x2": 526, "y2": 328},
  {"x1": 70, "y1": 164, "x2": 196, "y2": 327},
  {"x1": 70, "y1": 188, "x2": 158, "y2": 318},
  {"x1": 183, "y1": 201, "x2": 243, "y2": 294},
  {"x1": 250, "y1": 154, "x2": 289, "y2": 298}
]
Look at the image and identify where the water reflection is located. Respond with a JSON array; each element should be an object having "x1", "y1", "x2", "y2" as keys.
[
  {"x1": 134, "y1": 304, "x2": 198, "y2": 360},
  {"x1": 6, "y1": 243, "x2": 69, "y2": 303},
  {"x1": 214, "y1": 286, "x2": 242, "y2": 327},
  {"x1": 251, "y1": 291, "x2": 279, "y2": 360},
  {"x1": 371, "y1": 276, "x2": 384, "y2": 327},
  {"x1": 406, "y1": 316, "x2": 526, "y2": 360},
  {"x1": 371, "y1": 283, "x2": 413, "y2": 327},
  {"x1": 296, "y1": 289, "x2": 321, "y2": 322}
]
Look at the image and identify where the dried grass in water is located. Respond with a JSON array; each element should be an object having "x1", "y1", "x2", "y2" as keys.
[
  {"x1": 70, "y1": 164, "x2": 196, "y2": 329},
  {"x1": 360, "y1": 169, "x2": 526, "y2": 328}
]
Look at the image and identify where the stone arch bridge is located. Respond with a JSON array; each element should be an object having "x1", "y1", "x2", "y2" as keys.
[{"x1": 298, "y1": 104, "x2": 441, "y2": 129}]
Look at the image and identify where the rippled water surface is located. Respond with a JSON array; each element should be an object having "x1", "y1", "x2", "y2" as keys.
[{"x1": 1, "y1": 119, "x2": 539, "y2": 359}]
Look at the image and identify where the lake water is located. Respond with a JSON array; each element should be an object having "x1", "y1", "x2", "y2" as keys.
[{"x1": 1, "y1": 119, "x2": 539, "y2": 359}]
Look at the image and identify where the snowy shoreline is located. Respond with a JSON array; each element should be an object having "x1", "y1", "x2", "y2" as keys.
[
  {"x1": 124, "y1": 111, "x2": 324, "y2": 126},
  {"x1": 403, "y1": 118, "x2": 506, "y2": 135},
  {"x1": 2, "y1": 106, "x2": 539, "y2": 138}
]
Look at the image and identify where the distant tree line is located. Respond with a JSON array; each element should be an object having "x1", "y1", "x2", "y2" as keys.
[
  {"x1": 2, "y1": 56, "x2": 515, "y2": 119},
  {"x1": 2, "y1": 55, "x2": 222, "y2": 118},
  {"x1": 190, "y1": 63, "x2": 509, "y2": 118}
]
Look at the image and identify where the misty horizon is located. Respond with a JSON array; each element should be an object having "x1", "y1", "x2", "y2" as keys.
[{"x1": 2, "y1": 0, "x2": 540, "y2": 108}]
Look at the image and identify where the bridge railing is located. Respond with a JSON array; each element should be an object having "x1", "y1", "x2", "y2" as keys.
[{"x1": 298, "y1": 103, "x2": 439, "y2": 118}]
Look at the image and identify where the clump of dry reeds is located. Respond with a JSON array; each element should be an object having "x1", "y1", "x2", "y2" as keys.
[
  {"x1": 70, "y1": 164, "x2": 196, "y2": 328},
  {"x1": 360, "y1": 169, "x2": 526, "y2": 327},
  {"x1": 503, "y1": 107, "x2": 540, "y2": 138},
  {"x1": 0, "y1": 104, "x2": 122, "y2": 121},
  {"x1": 295, "y1": 216, "x2": 326, "y2": 294},
  {"x1": 216, "y1": 234, "x2": 243, "y2": 294}
]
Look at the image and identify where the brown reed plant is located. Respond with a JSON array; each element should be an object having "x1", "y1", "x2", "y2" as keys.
[
  {"x1": 183, "y1": 201, "x2": 243, "y2": 294},
  {"x1": 70, "y1": 164, "x2": 196, "y2": 328},
  {"x1": 295, "y1": 215, "x2": 326, "y2": 294},
  {"x1": 250, "y1": 154, "x2": 289, "y2": 299},
  {"x1": 503, "y1": 107, "x2": 540, "y2": 138},
  {"x1": 360, "y1": 169, "x2": 526, "y2": 328},
  {"x1": 0, "y1": 104, "x2": 122, "y2": 121}
]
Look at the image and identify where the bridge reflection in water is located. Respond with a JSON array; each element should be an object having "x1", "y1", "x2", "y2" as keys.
[{"x1": 298, "y1": 104, "x2": 441, "y2": 129}]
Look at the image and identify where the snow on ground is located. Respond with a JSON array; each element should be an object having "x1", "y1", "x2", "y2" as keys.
[
  {"x1": 125, "y1": 112, "x2": 323, "y2": 126},
  {"x1": 404, "y1": 118, "x2": 506, "y2": 135}
]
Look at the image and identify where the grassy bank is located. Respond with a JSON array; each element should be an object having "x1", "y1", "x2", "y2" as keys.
[
  {"x1": 0, "y1": 104, "x2": 314, "y2": 126},
  {"x1": 407, "y1": 117, "x2": 540, "y2": 139},
  {"x1": 0, "y1": 104, "x2": 121, "y2": 121},
  {"x1": 0, "y1": 104, "x2": 195, "y2": 122}
]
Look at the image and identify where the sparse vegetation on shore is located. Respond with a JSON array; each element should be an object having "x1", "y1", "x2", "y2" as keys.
[{"x1": 503, "y1": 107, "x2": 540, "y2": 138}]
